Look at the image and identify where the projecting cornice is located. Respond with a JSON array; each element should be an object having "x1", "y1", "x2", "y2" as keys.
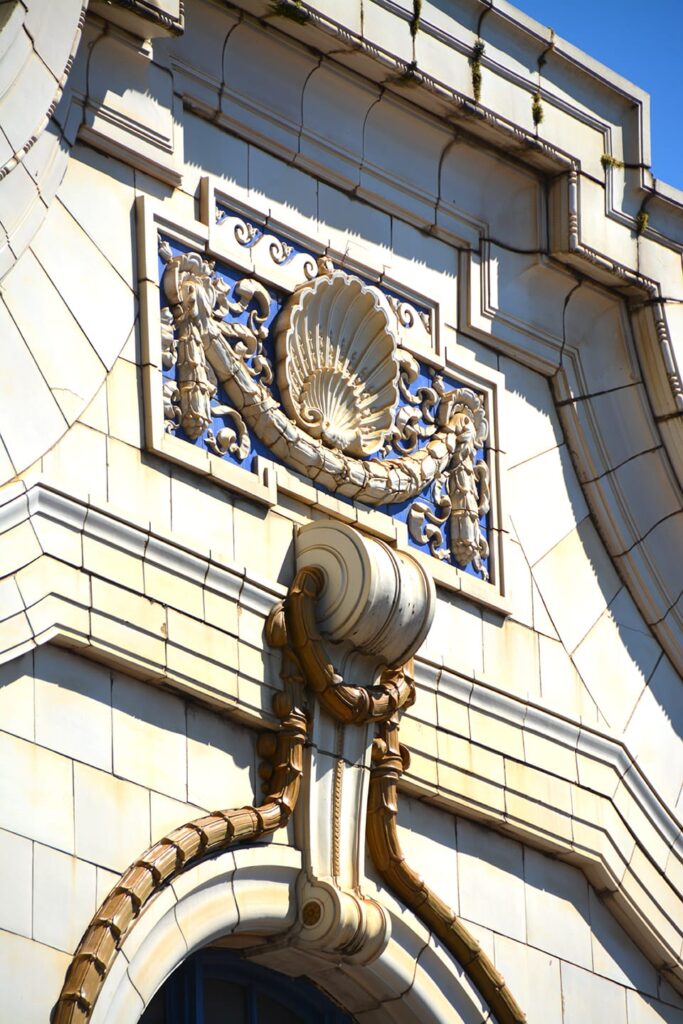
[{"x1": 0, "y1": 481, "x2": 680, "y2": 989}]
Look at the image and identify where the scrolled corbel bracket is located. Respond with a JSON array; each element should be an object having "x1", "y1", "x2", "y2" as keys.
[
  {"x1": 266, "y1": 520, "x2": 435, "y2": 963},
  {"x1": 268, "y1": 520, "x2": 526, "y2": 1022}
]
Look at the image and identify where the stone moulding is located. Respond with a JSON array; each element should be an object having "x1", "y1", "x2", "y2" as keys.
[
  {"x1": 0, "y1": 482, "x2": 681, "y2": 991},
  {"x1": 264, "y1": 524, "x2": 526, "y2": 1024},
  {"x1": 53, "y1": 694, "x2": 307, "y2": 1024}
]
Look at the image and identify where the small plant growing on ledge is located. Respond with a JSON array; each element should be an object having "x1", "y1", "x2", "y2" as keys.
[
  {"x1": 601, "y1": 153, "x2": 625, "y2": 171},
  {"x1": 269, "y1": 0, "x2": 308, "y2": 24},
  {"x1": 469, "y1": 39, "x2": 485, "y2": 102},
  {"x1": 410, "y1": 0, "x2": 423, "y2": 39},
  {"x1": 635, "y1": 209, "x2": 650, "y2": 235},
  {"x1": 531, "y1": 91, "x2": 544, "y2": 126}
]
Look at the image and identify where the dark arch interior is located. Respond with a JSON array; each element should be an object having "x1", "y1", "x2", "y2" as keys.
[{"x1": 140, "y1": 948, "x2": 355, "y2": 1024}]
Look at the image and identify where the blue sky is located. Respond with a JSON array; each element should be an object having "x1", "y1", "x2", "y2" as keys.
[{"x1": 510, "y1": 0, "x2": 683, "y2": 191}]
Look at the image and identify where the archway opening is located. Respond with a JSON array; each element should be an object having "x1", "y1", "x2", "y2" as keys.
[{"x1": 140, "y1": 948, "x2": 356, "y2": 1024}]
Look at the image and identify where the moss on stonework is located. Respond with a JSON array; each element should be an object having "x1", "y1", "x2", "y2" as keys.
[
  {"x1": 469, "y1": 39, "x2": 485, "y2": 102},
  {"x1": 601, "y1": 153, "x2": 624, "y2": 171},
  {"x1": 636, "y1": 210, "x2": 650, "y2": 235},
  {"x1": 410, "y1": 0, "x2": 422, "y2": 39},
  {"x1": 531, "y1": 91, "x2": 544, "y2": 126},
  {"x1": 269, "y1": 0, "x2": 308, "y2": 24}
]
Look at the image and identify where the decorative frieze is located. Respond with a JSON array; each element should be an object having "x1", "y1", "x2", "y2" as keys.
[{"x1": 156, "y1": 219, "x2": 492, "y2": 580}]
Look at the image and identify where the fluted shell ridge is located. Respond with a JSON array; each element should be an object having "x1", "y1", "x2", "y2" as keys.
[{"x1": 275, "y1": 271, "x2": 399, "y2": 457}]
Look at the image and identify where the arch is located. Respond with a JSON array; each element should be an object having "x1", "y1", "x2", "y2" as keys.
[{"x1": 87, "y1": 844, "x2": 490, "y2": 1024}]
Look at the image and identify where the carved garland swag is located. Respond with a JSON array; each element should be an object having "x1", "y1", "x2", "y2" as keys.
[{"x1": 159, "y1": 242, "x2": 491, "y2": 578}]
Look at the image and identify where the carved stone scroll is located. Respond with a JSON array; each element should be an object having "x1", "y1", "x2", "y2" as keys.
[{"x1": 158, "y1": 242, "x2": 492, "y2": 577}]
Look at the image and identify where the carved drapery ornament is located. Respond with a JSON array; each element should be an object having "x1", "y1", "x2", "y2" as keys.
[{"x1": 158, "y1": 242, "x2": 490, "y2": 576}]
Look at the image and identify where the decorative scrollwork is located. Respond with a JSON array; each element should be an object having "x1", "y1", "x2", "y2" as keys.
[
  {"x1": 205, "y1": 406, "x2": 250, "y2": 461},
  {"x1": 159, "y1": 240, "x2": 491, "y2": 576},
  {"x1": 408, "y1": 389, "x2": 490, "y2": 576}
]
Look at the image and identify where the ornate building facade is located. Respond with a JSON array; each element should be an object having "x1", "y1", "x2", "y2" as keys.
[{"x1": 0, "y1": 1, "x2": 681, "y2": 1021}]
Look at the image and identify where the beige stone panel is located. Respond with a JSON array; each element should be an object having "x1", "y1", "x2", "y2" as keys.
[
  {"x1": 96, "y1": 865, "x2": 120, "y2": 907},
  {"x1": 424, "y1": 591, "x2": 483, "y2": 678},
  {"x1": 187, "y1": 704, "x2": 255, "y2": 811},
  {"x1": 500, "y1": 356, "x2": 563, "y2": 469},
  {"x1": 626, "y1": 989, "x2": 683, "y2": 1024},
  {"x1": 4, "y1": 249, "x2": 106, "y2": 426},
  {"x1": 531, "y1": 578, "x2": 559, "y2": 639},
  {"x1": 438, "y1": 730, "x2": 506, "y2": 788},
  {"x1": 16, "y1": 556, "x2": 89, "y2": 625},
  {"x1": 436, "y1": 760, "x2": 507, "y2": 820},
  {"x1": 399, "y1": 716, "x2": 438, "y2": 788},
  {"x1": 571, "y1": 606, "x2": 657, "y2": 737},
  {"x1": 522, "y1": 722, "x2": 578, "y2": 784},
  {"x1": 0, "y1": 573, "x2": 24, "y2": 623},
  {"x1": 0, "y1": 828, "x2": 32, "y2": 938},
  {"x1": 106, "y1": 358, "x2": 144, "y2": 448},
  {"x1": 508, "y1": 444, "x2": 588, "y2": 567},
  {"x1": 170, "y1": 468, "x2": 234, "y2": 560},
  {"x1": 144, "y1": 560, "x2": 205, "y2": 620},
  {"x1": 106, "y1": 438, "x2": 172, "y2": 533},
  {"x1": 0, "y1": 652, "x2": 34, "y2": 742},
  {"x1": 34, "y1": 646, "x2": 112, "y2": 772},
  {"x1": 167, "y1": 607, "x2": 238, "y2": 674},
  {"x1": 57, "y1": 144, "x2": 136, "y2": 287},
  {"x1": 112, "y1": 674, "x2": 187, "y2": 801},
  {"x1": 523, "y1": 847, "x2": 592, "y2": 968},
  {"x1": 249, "y1": 142, "x2": 318, "y2": 235},
  {"x1": 31, "y1": 198, "x2": 135, "y2": 371},
  {"x1": 0, "y1": 519, "x2": 42, "y2": 579},
  {"x1": 504, "y1": 538, "x2": 534, "y2": 629},
  {"x1": 481, "y1": 615, "x2": 540, "y2": 700},
  {"x1": 74, "y1": 762, "x2": 150, "y2": 872},
  {"x1": 83, "y1": 534, "x2": 144, "y2": 593},
  {"x1": 435, "y1": 677, "x2": 470, "y2": 738},
  {"x1": 0, "y1": 930, "x2": 70, "y2": 1024},
  {"x1": 41, "y1": 422, "x2": 108, "y2": 503},
  {"x1": 532, "y1": 519, "x2": 621, "y2": 655},
  {"x1": 150, "y1": 792, "x2": 205, "y2": 841},
  {"x1": 33, "y1": 843, "x2": 97, "y2": 953},
  {"x1": 203, "y1": 581, "x2": 240, "y2": 640},
  {"x1": 182, "y1": 111, "x2": 249, "y2": 200},
  {"x1": 90, "y1": 577, "x2": 166, "y2": 670},
  {"x1": 236, "y1": 671, "x2": 280, "y2": 723},
  {"x1": 588, "y1": 888, "x2": 659, "y2": 996},
  {"x1": 0, "y1": 300, "x2": 67, "y2": 474},
  {"x1": 232, "y1": 499, "x2": 295, "y2": 588},
  {"x1": 166, "y1": 644, "x2": 239, "y2": 708},
  {"x1": 469, "y1": 687, "x2": 525, "y2": 761},
  {"x1": 0, "y1": 731, "x2": 73, "y2": 852},
  {"x1": 0, "y1": 609, "x2": 33, "y2": 658},
  {"x1": 79, "y1": 379, "x2": 109, "y2": 434},
  {"x1": 492, "y1": 934, "x2": 563, "y2": 1024},
  {"x1": 623, "y1": 657, "x2": 682, "y2": 812},
  {"x1": 456, "y1": 818, "x2": 526, "y2": 942},
  {"x1": 560, "y1": 961, "x2": 628, "y2": 1023},
  {"x1": 396, "y1": 795, "x2": 459, "y2": 912}
]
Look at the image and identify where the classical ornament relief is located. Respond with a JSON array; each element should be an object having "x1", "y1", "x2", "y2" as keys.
[
  {"x1": 54, "y1": 520, "x2": 522, "y2": 1022},
  {"x1": 158, "y1": 239, "x2": 491, "y2": 577}
]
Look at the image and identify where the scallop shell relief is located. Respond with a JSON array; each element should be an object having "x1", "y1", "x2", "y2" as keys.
[{"x1": 159, "y1": 234, "x2": 490, "y2": 580}]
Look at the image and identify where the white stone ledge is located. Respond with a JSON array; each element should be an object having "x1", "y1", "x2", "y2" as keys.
[{"x1": 0, "y1": 480, "x2": 680, "y2": 990}]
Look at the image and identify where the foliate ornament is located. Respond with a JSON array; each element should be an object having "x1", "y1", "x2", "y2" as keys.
[
  {"x1": 158, "y1": 239, "x2": 492, "y2": 577},
  {"x1": 408, "y1": 389, "x2": 490, "y2": 577},
  {"x1": 274, "y1": 266, "x2": 400, "y2": 457}
]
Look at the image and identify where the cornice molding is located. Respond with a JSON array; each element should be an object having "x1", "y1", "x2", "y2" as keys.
[
  {"x1": 164, "y1": 3, "x2": 683, "y2": 675},
  {"x1": 0, "y1": 480, "x2": 680, "y2": 988}
]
